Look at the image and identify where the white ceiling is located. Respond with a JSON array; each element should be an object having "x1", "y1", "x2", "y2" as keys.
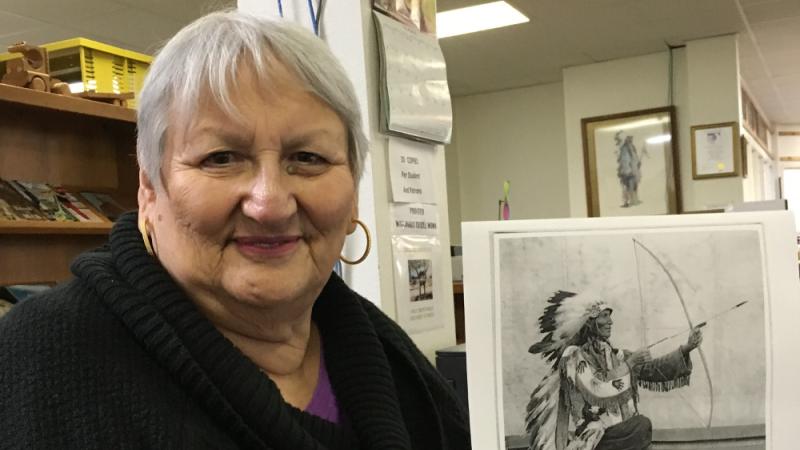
[
  {"x1": 438, "y1": 0, "x2": 800, "y2": 125},
  {"x1": 1, "y1": 0, "x2": 797, "y2": 124},
  {"x1": 0, "y1": 0, "x2": 235, "y2": 56}
]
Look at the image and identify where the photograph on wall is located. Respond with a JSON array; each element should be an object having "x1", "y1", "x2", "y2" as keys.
[
  {"x1": 691, "y1": 122, "x2": 740, "y2": 179},
  {"x1": 581, "y1": 107, "x2": 680, "y2": 217},
  {"x1": 392, "y1": 242, "x2": 443, "y2": 333},
  {"x1": 408, "y1": 258, "x2": 433, "y2": 302},
  {"x1": 462, "y1": 212, "x2": 800, "y2": 450}
]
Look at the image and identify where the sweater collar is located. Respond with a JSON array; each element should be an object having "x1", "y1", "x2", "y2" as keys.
[{"x1": 73, "y1": 212, "x2": 412, "y2": 450}]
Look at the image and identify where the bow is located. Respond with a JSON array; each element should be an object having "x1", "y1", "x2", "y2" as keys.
[{"x1": 632, "y1": 238, "x2": 714, "y2": 429}]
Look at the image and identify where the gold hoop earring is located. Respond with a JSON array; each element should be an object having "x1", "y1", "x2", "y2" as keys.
[
  {"x1": 340, "y1": 219, "x2": 371, "y2": 265},
  {"x1": 138, "y1": 216, "x2": 155, "y2": 256}
]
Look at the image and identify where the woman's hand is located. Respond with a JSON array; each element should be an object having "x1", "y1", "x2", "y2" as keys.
[
  {"x1": 681, "y1": 326, "x2": 704, "y2": 355},
  {"x1": 626, "y1": 348, "x2": 652, "y2": 369}
]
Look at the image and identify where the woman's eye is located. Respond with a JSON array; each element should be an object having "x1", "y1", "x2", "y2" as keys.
[
  {"x1": 202, "y1": 151, "x2": 238, "y2": 167},
  {"x1": 291, "y1": 151, "x2": 327, "y2": 165}
]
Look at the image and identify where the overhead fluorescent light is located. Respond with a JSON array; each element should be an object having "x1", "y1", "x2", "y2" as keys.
[{"x1": 437, "y1": 1, "x2": 529, "y2": 39}]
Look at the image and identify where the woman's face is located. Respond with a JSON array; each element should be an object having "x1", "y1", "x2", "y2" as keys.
[
  {"x1": 595, "y1": 309, "x2": 613, "y2": 339},
  {"x1": 138, "y1": 65, "x2": 357, "y2": 312}
]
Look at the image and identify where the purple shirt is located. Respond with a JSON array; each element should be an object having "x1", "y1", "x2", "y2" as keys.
[{"x1": 304, "y1": 348, "x2": 343, "y2": 424}]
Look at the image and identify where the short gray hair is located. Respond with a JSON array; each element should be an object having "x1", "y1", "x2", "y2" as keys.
[{"x1": 136, "y1": 9, "x2": 368, "y2": 189}]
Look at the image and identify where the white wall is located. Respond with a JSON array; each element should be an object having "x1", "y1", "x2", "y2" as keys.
[
  {"x1": 682, "y1": 35, "x2": 743, "y2": 210},
  {"x1": 563, "y1": 35, "x2": 744, "y2": 215},
  {"x1": 238, "y1": 0, "x2": 458, "y2": 360},
  {"x1": 563, "y1": 52, "x2": 673, "y2": 217},
  {"x1": 447, "y1": 82, "x2": 570, "y2": 244},
  {"x1": 778, "y1": 128, "x2": 800, "y2": 157}
]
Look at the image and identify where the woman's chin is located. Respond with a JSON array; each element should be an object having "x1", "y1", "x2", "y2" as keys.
[{"x1": 220, "y1": 274, "x2": 317, "y2": 309}]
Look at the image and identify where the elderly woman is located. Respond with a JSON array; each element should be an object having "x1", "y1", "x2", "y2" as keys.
[{"x1": 0, "y1": 11, "x2": 469, "y2": 450}]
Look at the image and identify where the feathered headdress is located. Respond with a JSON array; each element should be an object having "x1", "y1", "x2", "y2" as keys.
[{"x1": 524, "y1": 290, "x2": 611, "y2": 450}]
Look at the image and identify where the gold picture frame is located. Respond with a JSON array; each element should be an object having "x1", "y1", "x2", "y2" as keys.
[
  {"x1": 690, "y1": 122, "x2": 740, "y2": 179},
  {"x1": 581, "y1": 106, "x2": 681, "y2": 217}
]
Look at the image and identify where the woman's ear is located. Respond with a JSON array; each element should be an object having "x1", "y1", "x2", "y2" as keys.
[
  {"x1": 347, "y1": 193, "x2": 359, "y2": 234},
  {"x1": 138, "y1": 169, "x2": 157, "y2": 218}
]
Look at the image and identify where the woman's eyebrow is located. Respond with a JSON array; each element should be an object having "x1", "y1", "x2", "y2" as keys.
[
  {"x1": 190, "y1": 124, "x2": 254, "y2": 148},
  {"x1": 281, "y1": 128, "x2": 342, "y2": 147}
]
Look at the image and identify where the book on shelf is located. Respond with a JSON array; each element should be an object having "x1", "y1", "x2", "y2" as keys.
[
  {"x1": 55, "y1": 188, "x2": 104, "y2": 223},
  {"x1": 0, "y1": 179, "x2": 48, "y2": 221},
  {"x1": 80, "y1": 192, "x2": 128, "y2": 222},
  {"x1": 11, "y1": 180, "x2": 78, "y2": 222},
  {"x1": 0, "y1": 178, "x2": 111, "y2": 224}
]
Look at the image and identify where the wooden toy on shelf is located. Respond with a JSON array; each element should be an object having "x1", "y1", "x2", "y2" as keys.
[
  {"x1": 1, "y1": 41, "x2": 71, "y2": 95},
  {"x1": 2, "y1": 42, "x2": 52, "y2": 91}
]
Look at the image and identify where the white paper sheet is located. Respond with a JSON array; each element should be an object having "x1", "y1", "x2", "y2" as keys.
[{"x1": 388, "y1": 137, "x2": 437, "y2": 204}]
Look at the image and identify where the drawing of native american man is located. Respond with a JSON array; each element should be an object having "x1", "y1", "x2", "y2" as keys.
[{"x1": 524, "y1": 291, "x2": 703, "y2": 450}]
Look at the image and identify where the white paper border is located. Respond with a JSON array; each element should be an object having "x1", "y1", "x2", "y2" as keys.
[{"x1": 463, "y1": 211, "x2": 800, "y2": 450}]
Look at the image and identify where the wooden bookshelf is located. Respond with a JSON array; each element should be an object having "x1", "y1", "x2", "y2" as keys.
[
  {"x1": 0, "y1": 84, "x2": 138, "y2": 285},
  {"x1": 0, "y1": 83, "x2": 136, "y2": 123},
  {"x1": 0, "y1": 220, "x2": 113, "y2": 235}
]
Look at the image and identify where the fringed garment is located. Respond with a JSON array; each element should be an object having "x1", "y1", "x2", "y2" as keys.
[{"x1": 557, "y1": 340, "x2": 692, "y2": 450}]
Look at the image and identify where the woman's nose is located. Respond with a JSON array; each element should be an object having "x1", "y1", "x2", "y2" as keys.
[{"x1": 241, "y1": 162, "x2": 297, "y2": 224}]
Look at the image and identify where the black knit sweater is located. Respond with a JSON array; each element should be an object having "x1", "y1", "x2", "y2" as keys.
[{"x1": 0, "y1": 213, "x2": 470, "y2": 449}]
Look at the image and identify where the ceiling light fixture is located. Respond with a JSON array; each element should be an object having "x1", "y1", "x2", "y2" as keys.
[{"x1": 436, "y1": 1, "x2": 529, "y2": 39}]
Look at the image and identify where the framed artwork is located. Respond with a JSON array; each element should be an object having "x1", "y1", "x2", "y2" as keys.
[
  {"x1": 691, "y1": 122, "x2": 740, "y2": 179},
  {"x1": 462, "y1": 212, "x2": 800, "y2": 450},
  {"x1": 581, "y1": 107, "x2": 680, "y2": 217}
]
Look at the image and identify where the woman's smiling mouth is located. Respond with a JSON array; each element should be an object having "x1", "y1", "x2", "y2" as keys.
[{"x1": 234, "y1": 236, "x2": 301, "y2": 258}]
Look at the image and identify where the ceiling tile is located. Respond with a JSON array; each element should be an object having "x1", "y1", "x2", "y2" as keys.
[
  {"x1": 737, "y1": 36, "x2": 771, "y2": 82},
  {"x1": 737, "y1": 33, "x2": 759, "y2": 59},
  {"x1": 109, "y1": 0, "x2": 235, "y2": 23},
  {"x1": 761, "y1": 48, "x2": 800, "y2": 77},
  {"x1": 67, "y1": 7, "x2": 185, "y2": 54},
  {"x1": 749, "y1": 16, "x2": 800, "y2": 47},
  {"x1": 743, "y1": 0, "x2": 800, "y2": 23},
  {"x1": 0, "y1": 0, "x2": 124, "y2": 25},
  {"x1": 739, "y1": 0, "x2": 782, "y2": 5},
  {"x1": 0, "y1": 24, "x2": 84, "y2": 48},
  {"x1": 0, "y1": 11, "x2": 48, "y2": 38},
  {"x1": 740, "y1": 59, "x2": 771, "y2": 82},
  {"x1": 772, "y1": 73, "x2": 800, "y2": 89}
]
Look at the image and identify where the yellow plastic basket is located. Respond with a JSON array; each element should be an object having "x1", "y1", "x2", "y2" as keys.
[{"x1": 0, "y1": 37, "x2": 152, "y2": 109}]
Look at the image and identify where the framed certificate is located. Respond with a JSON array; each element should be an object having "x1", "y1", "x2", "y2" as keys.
[{"x1": 691, "y1": 122, "x2": 740, "y2": 179}]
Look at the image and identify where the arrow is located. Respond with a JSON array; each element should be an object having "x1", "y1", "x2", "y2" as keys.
[{"x1": 646, "y1": 300, "x2": 748, "y2": 349}]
